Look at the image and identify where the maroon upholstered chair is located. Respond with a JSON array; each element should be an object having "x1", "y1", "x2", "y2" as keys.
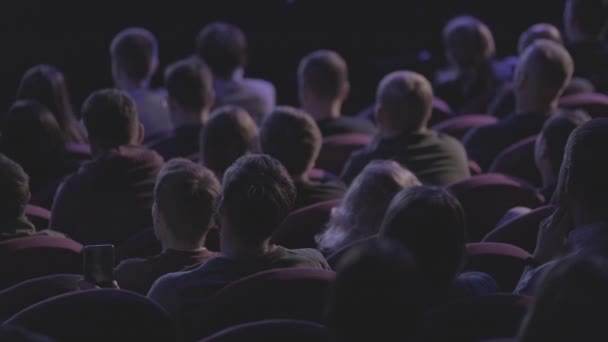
[
  {"x1": 483, "y1": 205, "x2": 555, "y2": 254},
  {"x1": 326, "y1": 235, "x2": 378, "y2": 269},
  {"x1": 559, "y1": 92, "x2": 608, "y2": 118},
  {"x1": 316, "y1": 134, "x2": 374, "y2": 176},
  {"x1": 6, "y1": 289, "x2": 177, "y2": 341},
  {"x1": 422, "y1": 293, "x2": 533, "y2": 341},
  {"x1": 448, "y1": 173, "x2": 544, "y2": 242},
  {"x1": 24, "y1": 205, "x2": 51, "y2": 230},
  {"x1": 0, "y1": 236, "x2": 83, "y2": 290},
  {"x1": 464, "y1": 242, "x2": 531, "y2": 292},
  {"x1": 468, "y1": 160, "x2": 482, "y2": 175},
  {"x1": 432, "y1": 114, "x2": 498, "y2": 141},
  {"x1": 489, "y1": 135, "x2": 541, "y2": 188},
  {"x1": 200, "y1": 319, "x2": 328, "y2": 342},
  {"x1": 0, "y1": 274, "x2": 81, "y2": 322},
  {"x1": 271, "y1": 199, "x2": 341, "y2": 249}
]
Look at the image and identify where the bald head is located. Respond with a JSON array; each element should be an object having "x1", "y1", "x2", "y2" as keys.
[
  {"x1": 518, "y1": 23, "x2": 563, "y2": 55},
  {"x1": 375, "y1": 71, "x2": 433, "y2": 134},
  {"x1": 443, "y1": 16, "x2": 495, "y2": 69}
]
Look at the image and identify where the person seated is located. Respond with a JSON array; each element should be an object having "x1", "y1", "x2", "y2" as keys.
[
  {"x1": 199, "y1": 105, "x2": 259, "y2": 180},
  {"x1": 50, "y1": 89, "x2": 164, "y2": 246},
  {"x1": 434, "y1": 16, "x2": 506, "y2": 114},
  {"x1": 16, "y1": 65, "x2": 87, "y2": 143},
  {"x1": 297, "y1": 50, "x2": 375, "y2": 136},
  {"x1": 110, "y1": 27, "x2": 172, "y2": 142},
  {"x1": 0, "y1": 100, "x2": 80, "y2": 209},
  {"x1": 195, "y1": 22, "x2": 275, "y2": 124},
  {"x1": 516, "y1": 118, "x2": 608, "y2": 295},
  {"x1": 316, "y1": 160, "x2": 420, "y2": 255},
  {"x1": 380, "y1": 186, "x2": 497, "y2": 301},
  {"x1": 151, "y1": 58, "x2": 214, "y2": 160},
  {"x1": 326, "y1": 239, "x2": 425, "y2": 342},
  {"x1": 341, "y1": 71, "x2": 470, "y2": 185},
  {"x1": 148, "y1": 154, "x2": 330, "y2": 319},
  {"x1": 0, "y1": 154, "x2": 64, "y2": 241},
  {"x1": 260, "y1": 106, "x2": 346, "y2": 210},
  {"x1": 114, "y1": 159, "x2": 219, "y2": 295},
  {"x1": 464, "y1": 40, "x2": 574, "y2": 170},
  {"x1": 535, "y1": 109, "x2": 590, "y2": 201}
]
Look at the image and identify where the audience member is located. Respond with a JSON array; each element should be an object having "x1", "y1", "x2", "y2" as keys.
[
  {"x1": 260, "y1": 106, "x2": 346, "y2": 210},
  {"x1": 341, "y1": 71, "x2": 470, "y2": 185},
  {"x1": 464, "y1": 40, "x2": 574, "y2": 170},
  {"x1": 50, "y1": 89, "x2": 164, "y2": 245},
  {"x1": 111, "y1": 27, "x2": 172, "y2": 141},
  {"x1": 199, "y1": 105, "x2": 258, "y2": 180},
  {"x1": 316, "y1": 160, "x2": 420, "y2": 255},
  {"x1": 297, "y1": 50, "x2": 375, "y2": 136},
  {"x1": 115, "y1": 159, "x2": 220, "y2": 295},
  {"x1": 151, "y1": 58, "x2": 214, "y2": 160},
  {"x1": 195, "y1": 22, "x2": 275, "y2": 123}
]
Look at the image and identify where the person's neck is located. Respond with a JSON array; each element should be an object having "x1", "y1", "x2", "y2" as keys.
[
  {"x1": 515, "y1": 96, "x2": 556, "y2": 115},
  {"x1": 161, "y1": 237, "x2": 206, "y2": 253},
  {"x1": 301, "y1": 99, "x2": 342, "y2": 121},
  {"x1": 115, "y1": 78, "x2": 149, "y2": 92},
  {"x1": 541, "y1": 171, "x2": 558, "y2": 189},
  {"x1": 221, "y1": 238, "x2": 273, "y2": 259},
  {"x1": 292, "y1": 171, "x2": 310, "y2": 183},
  {"x1": 171, "y1": 109, "x2": 209, "y2": 128},
  {"x1": 214, "y1": 67, "x2": 244, "y2": 82},
  {"x1": 378, "y1": 126, "x2": 426, "y2": 139}
]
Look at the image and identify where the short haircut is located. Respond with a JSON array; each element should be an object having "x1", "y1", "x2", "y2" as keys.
[
  {"x1": 376, "y1": 71, "x2": 434, "y2": 132},
  {"x1": 443, "y1": 16, "x2": 495, "y2": 69},
  {"x1": 518, "y1": 23, "x2": 563, "y2": 55},
  {"x1": 298, "y1": 50, "x2": 348, "y2": 101},
  {"x1": 218, "y1": 154, "x2": 296, "y2": 244},
  {"x1": 260, "y1": 106, "x2": 322, "y2": 177},
  {"x1": 164, "y1": 58, "x2": 213, "y2": 112},
  {"x1": 200, "y1": 105, "x2": 258, "y2": 179},
  {"x1": 195, "y1": 22, "x2": 247, "y2": 78},
  {"x1": 154, "y1": 158, "x2": 220, "y2": 243},
  {"x1": 566, "y1": 0, "x2": 608, "y2": 39},
  {"x1": 82, "y1": 88, "x2": 139, "y2": 149},
  {"x1": 380, "y1": 186, "x2": 466, "y2": 287},
  {"x1": 110, "y1": 27, "x2": 158, "y2": 82},
  {"x1": 0, "y1": 154, "x2": 30, "y2": 223}
]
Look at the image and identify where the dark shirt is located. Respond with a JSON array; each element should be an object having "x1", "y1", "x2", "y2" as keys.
[
  {"x1": 150, "y1": 124, "x2": 202, "y2": 161},
  {"x1": 340, "y1": 131, "x2": 470, "y2": 186},
  {"x1": 294, "y1": 179, "x2": 346, "y2": 210},
  {"x1": 567, "y1": 41, "x2": 608, "y2": 93},
  {"x1": 0, "y1": 216, "x2": 65, "y2": 242},
  {"x1": 50, "y1": 145, "x2": 163, "y2": 245},
  {"x1": 463, "y1": 112, "x2": 550, "y2": 170},
  {"x1": 114, "y1": 248, "x2": 218, "y2": 295},
  {"x1": 316, "y1": 117, "x2": 376, "y2": 137}
]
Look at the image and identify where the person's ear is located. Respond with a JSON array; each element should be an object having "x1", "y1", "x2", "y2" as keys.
[
  {"x1": 339, "y1": 81, "x2": 350, "y2": 102},
  {"x1": 206, "y1": 89, "x2": 216, "y2": 111},
  {"x1": 374, "y1": 104, "x2": 384, "y2": 126},
  {"x1": 149, "y1": 56, "x2": 159, "y2": 78},
  {"x1": 152, "y1": 202, "x2": 161, "y2": 240},
  {"x1": 137, "y1": 123, "x2": 145, "y2": 145}
]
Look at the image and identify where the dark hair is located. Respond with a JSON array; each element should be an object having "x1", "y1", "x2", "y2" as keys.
[
  {"x1": 379, "y1": 186, "x2": 467, "y2": 288},
  {"x1": 298, "y1": 50, "x2": 348, "y2": 101},
  {"x1": 326, "y1": 239, "x2": 424, "y2": 342},
  {"x1": 110, "y1": 27, "x2": 158, "y2": 82},
  {"x1": 155, "y1": 158, "x2": 220, "y2": 243},
  {"x1": 16, "y1": 64, "x2": 85, "y2": 143},
  {"x1": 164, "y1": 58, "x2": 213, "y2": 112},
  {"x1": 0, "y1": 154, "x2": 30, "y2": 223},
  {"x1": 566, "y1": 0, "x2": 608, "y2": 38},
  {"x1": 82, "y1": 89, "x2": 139, "y2": 149},
  {"x1": 260, "y1": 106, "x2": 321, "y2": 177},
  {"x1": 217, "y1": 154, "x2": 296, "y2": 244},
  {"x1": 200, "y1": 105, "x2": 258, "y2": 179},
  {"x1": 195, "y1": 22, "x2": 247, "y2": 78}
]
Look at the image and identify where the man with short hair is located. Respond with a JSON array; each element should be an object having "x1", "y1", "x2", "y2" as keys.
[
  {"x1": 114, "y1": 159, "x2": 219, "y2": 295},
  {"x1": 297, "y1": 50, "x2": 375, "y2": 136},
  {"x1": 260, "y1": 106, "x2": 346, "y2": 209},
  {"x1": 50, "y1": 89, "x2": 164, "y2": 245},
  {"x1": 464, "y1": 40, "x2": 574, "y2": 170},
  {"x1": 341, "y1": 71, "x2": 470, "y2": 186},
  {"x1": 151, "y1": 58, "x2": 214, "y2": 160},
  {"x1": 111, "y1": 27, "x2": 172, "y2": 141},
  {"x1": 195, "y1": 22, "x2": 275, "y2": 123}
]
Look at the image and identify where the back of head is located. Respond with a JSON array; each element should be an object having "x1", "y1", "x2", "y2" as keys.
[
  {"x1": 518, "y1": 23, "x2": 563, "y2": 55},
  {"x1": 110, "y1": 27, "x2": 158, "y2": 82},
  {"x1": 0, "y1": 154, "x2": 30, "y2": 224},
  {"x1": 443, "y1": 16, "x2": 495, "y2": 69},
  {"x1": 327, "y1": 239, "x2": 424, "y2": 342},
  {"x1": 154, "y1": 158, "x2": 220, "y2": 244},
  {"x1": 82, "y1": 88, "x2": 139, "y2": 150},
  {"x1": 200, "y1": 105, "x2": 258, "y2": 179},
  {"x1": 195, "y1": 22, "x2": 247, "y2": 79},
  {"x1": 376, "y1": 71, "x2": 433, "y2": 134},
  {"x1": 564, "y1": 0, "x2": 608, "y2": 41},
  {"x1": 218, "y1": 154, "x2": 296, "y2": 244},
  {"x1": 519, "y1": 255, "x2": 608, "y2": 341},
  {"x1": 164, "y1": 57, "x2": 214, "y2": 114},
  {"x1": 380, "y1": 186, "x2": 466, "y2": 288},
  {"x1": 260, "y1": 106, "x2": 321, "y2": 177},
  {"x1": 297, "y1": 50, "x2": 348, "y2": 102}
]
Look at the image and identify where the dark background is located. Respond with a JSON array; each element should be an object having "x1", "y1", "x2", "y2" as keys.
[{"x1": 0, "y1": 0, "x2": 565, "y2": 116}]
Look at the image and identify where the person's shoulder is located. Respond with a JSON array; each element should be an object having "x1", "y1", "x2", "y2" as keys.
[{"x1": 279, "y1": 247, "x2": 331, "y2": 269}]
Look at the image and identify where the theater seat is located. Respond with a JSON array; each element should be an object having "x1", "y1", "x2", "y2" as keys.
[
  {"x1": 464, "y1": 242, "x2": 531, "y2": 292},
  {"x1": 24, "y1": 205, "x2": 51, "y2": 230},
  {"x1": 489, "y1": 136, "x2": 541, "y2": 188},
  {"x1": 200, "y1": 319, "x2": 328, "y2": 342},
  {"x1": 316, "y1": 134, "x2": 374, "y2": 176},
  {"x1": 326, "y1": 235, "x2": 378, "y2": 269},
  {"x1": 432, "y1": 114, "x2": 498, "y2": 141},
  {"x1": 558, "y1": 92, "x2": 608, "y2": 118}
]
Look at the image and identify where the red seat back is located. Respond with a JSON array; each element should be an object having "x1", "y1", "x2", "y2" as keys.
[
  {"x1": 432, "y1": 114, "x2": 498, "y2": 141},
  {"x1": 316, "y1": 134, "x2": 374, "y2": 175},
  {"x1": 464, "y1": 242, "x2": 531, "y2": 292},
  {"x1": 489, "y1": 135, "x2": 541, "y2": 188},
  {"x1": 559, "y1": 92, "x2": 608, "y2": 118},
  {"x1": 24, "y1": 205, "x2": 51, "y2": 230}
]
